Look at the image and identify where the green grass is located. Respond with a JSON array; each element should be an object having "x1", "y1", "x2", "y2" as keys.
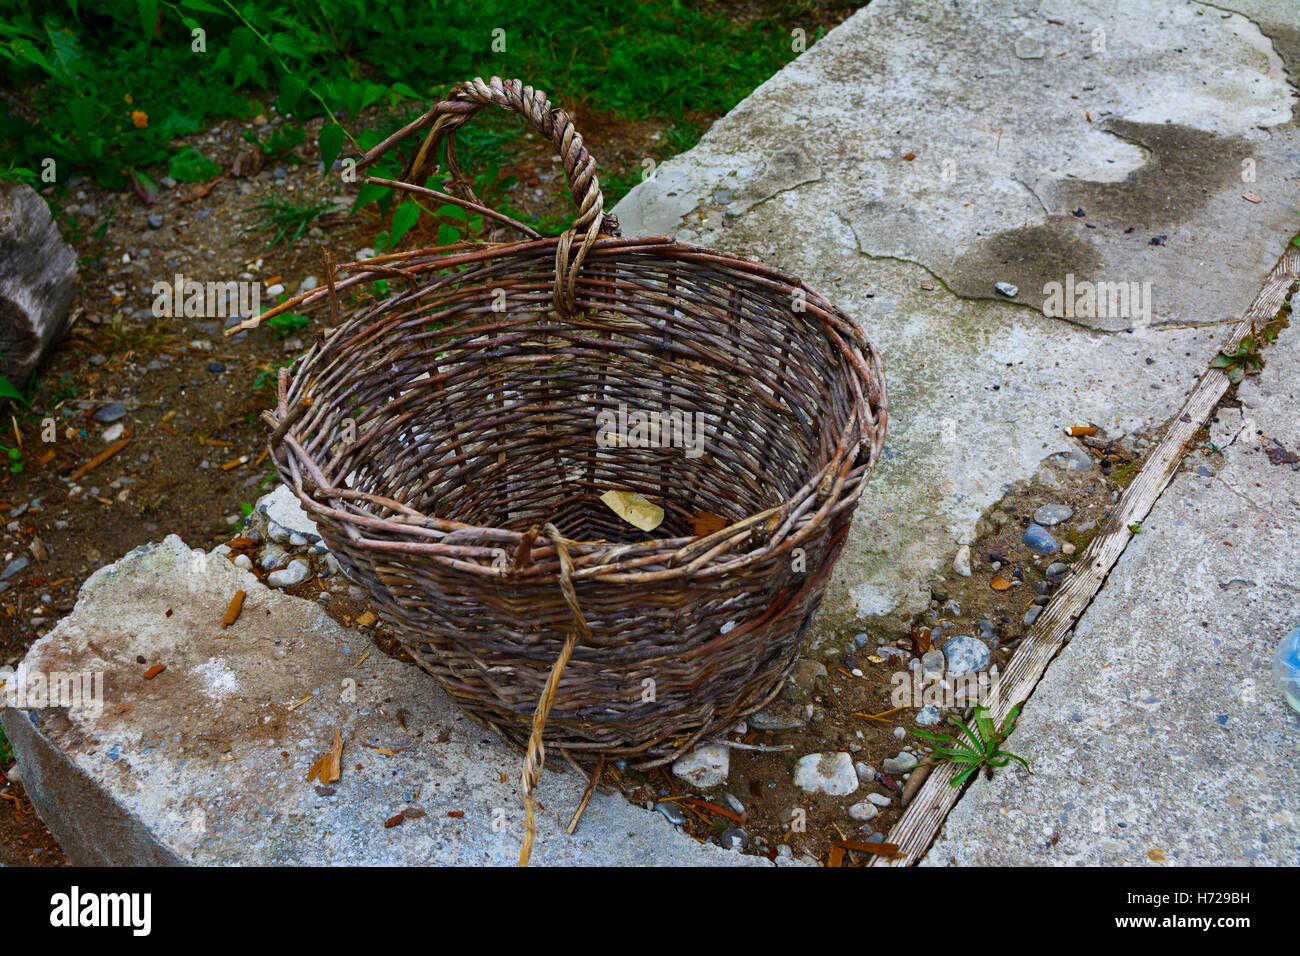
[{"x1": 1, "y1": 1, "x2": 807, "y2": 192}]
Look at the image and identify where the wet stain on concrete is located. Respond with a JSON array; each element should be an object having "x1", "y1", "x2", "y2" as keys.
[{"x1": 945, "y1": 121, "x2": 1261, "y2": 320}]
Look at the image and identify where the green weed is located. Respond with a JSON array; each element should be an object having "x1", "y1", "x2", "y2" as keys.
[
  {"x1": 248, "y1": 194, "x2": 333, "y2": 247},
  {"x1": 910, "y1": 704, "x2": 1032, "y2": 787}
]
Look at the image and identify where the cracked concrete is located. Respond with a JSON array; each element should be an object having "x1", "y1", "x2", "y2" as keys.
[{"x1": 612, "y1": 0, "x2": 1300, "y2": 634}]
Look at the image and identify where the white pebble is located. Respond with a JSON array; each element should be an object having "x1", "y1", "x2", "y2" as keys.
[
  {"x1": 267, "y1": 558, "x2": 312, "y2": 589},
  {"x1": 848, "y1": 801, "x2": 878, "y2": 822}
]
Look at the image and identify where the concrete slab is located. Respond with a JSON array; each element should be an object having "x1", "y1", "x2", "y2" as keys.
[
  {"x1": 923, "y1": 325, "x2": 1300, "y2": 866},
  {"x1": 0, "y1": 537, "x2": 768, "y2": 866},
  {"x1": 611, "y1": 0, "x2": 1300, "y2": 632}
]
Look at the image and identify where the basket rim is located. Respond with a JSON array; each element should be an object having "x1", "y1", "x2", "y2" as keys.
[{"x1": 270, "y1": 236, "x2": 888, "y2": 584}]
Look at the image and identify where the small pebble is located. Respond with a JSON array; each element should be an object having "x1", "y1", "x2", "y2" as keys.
[
  {"x1": 267, "y1": 557, "x2": 312, "y2": 588},
  {"x1": 1, "y1": 557, "x2": 30, "y2": 580},
  {"x1": 92, "y1": 402, "x2": 127, "y2": 424},
  {"x1": 916, "y1": 705, "x2": 942, "y2": 725},
  {"x1": 848, "y1": 801, "x2": 878, "y2": 822},
  {"x1": 657, "y1": 801, "x2": 687, "y2": 826},
  {"x1": 1023, "y1": 523, "x2": 1060, "y2": 555},
  {"x1": 994, "y1": 281, "x2": 1019, "y2": 297},
  {"x1": 944, "y1": 634, "x2": 991, "y2": 675},
  {"x1": 921, "y1": 650, "x2": 945, "y2": 676},
  {"x1": 882, "y1": 752, "x2": 919, "y2": 775},
  {"x1": 1033, "y1": 503, "x2": 1073, "y2": 526},
  {"x1": 792, "y1": 752, "x2": 859, "y2": 796}
]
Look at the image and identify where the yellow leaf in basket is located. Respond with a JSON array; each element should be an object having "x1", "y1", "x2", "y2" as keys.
[{"x1": 599, "y1": 490, "x2": 664, "y2": 532}]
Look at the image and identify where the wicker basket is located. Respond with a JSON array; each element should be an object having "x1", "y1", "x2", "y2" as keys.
[{"x1": 252, "y1": 77, "x2": 886, "y2": 857}]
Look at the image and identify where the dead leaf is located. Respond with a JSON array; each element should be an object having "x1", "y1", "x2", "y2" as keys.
[
  {"x1": 832, "y1": 839, "x2": 902, "y2": 858},
  {"x1": 990, "y1": 575, "x2": 1013, "y2": 591},
  {"x1": 383, "y1": 814, "x2": 405, "y2": 828},
  {"x1": 356, "y1": 610, "x2": 377, "y2": 628},
  {"x1": 689, "y1": 512, "x2": 728, "y2": 536},
  {"x1": 1242, "y1": 192, "x2": 1262, "y2": 204},
  {"x1": 1264, "y1": 438, "x2": 1298, "y2": 466},
  {"x1": 599, "y1": 490, "x2": 664, "y2": 532},
  {"x1": 143, "y1": 664, "x2": 166, "y2": 679},
  {"x1": 320, "y1": 728, "x2": 343, "y2": 786},
  {"x1": 222, "y1": 589, "x2": 246, "y2": 629},
  {"x1": 307, "y1": 755, "x2": 324, "y2": 783}
]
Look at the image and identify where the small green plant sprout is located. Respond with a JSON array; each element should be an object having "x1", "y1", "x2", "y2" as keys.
[
  {"x1": 0, "y1": 442, "x2": 23, "y2": 474},
  {"x1": 1209, "y1": 337, "x2": 1265, "y2": 385},
  {"x1": 910, "y1": 703, "x2": 1031, "y2": 787},
  {"x1": 264, "y1": 311, "x2": 311, "y2": 339},
  {"x1": 248, "y1": 195, "x2": 334, "y2": 248},
  {"x1": 1128, "y1": 521, "x2": 1142, "y2": 534}
]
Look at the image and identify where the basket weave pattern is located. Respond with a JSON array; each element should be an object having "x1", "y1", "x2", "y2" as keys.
[{"x1": 263, "y1": 78, "x2": 887, "y2": 771}]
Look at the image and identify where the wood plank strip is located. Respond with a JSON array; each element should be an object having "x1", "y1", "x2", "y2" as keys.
[{"x1": 874, "y1": 245, "x2": 1300, "y2": 866}]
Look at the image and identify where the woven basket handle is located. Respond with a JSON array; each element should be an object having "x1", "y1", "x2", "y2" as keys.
[{"x1": 357, "y1": 76, "x2": 620, "y2": 242}]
